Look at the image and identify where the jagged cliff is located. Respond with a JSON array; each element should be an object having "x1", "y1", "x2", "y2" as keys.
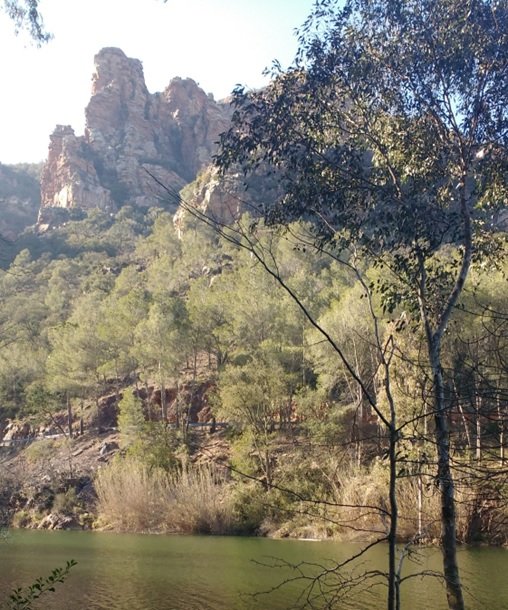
[{"x1": 39, "y1": 48, "x2": 231, "y2": 224}]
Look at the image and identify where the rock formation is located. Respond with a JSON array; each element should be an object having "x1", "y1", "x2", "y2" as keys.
[
  {"x1": 174, "y1": 163, "x2": 282, "y2": 235},
  {"x1": 39, "y1": 48, "x2": 231, "y2": 221},
  {"x1": 40, "y1": 125, "x2": 113, "y2": 214}
]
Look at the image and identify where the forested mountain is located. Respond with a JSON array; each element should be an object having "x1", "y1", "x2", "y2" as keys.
[{"x1": 1, "y1": 193, "x2": 506, "y2": 543}]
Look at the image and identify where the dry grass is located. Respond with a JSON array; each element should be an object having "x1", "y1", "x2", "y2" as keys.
[
  {"x1": 314, "y1": 458, "x2": 441, "y2": 541},
  {"x1": 95, "y1": 458, "x2": 166, "y2": 531},
  {"x1": 95, "y1": 453, "x2": 507, "y2": 543},
  {"x1": 325, "y1": 458, "x2": 500, "y2": 544},
  {"x1": 329, "y1": 460, "x2": 392, "y2": 539},
  {"x1": 165, "y1": 465, "x2": 234, "y2": 534},
  {"x1": 95, "y1": 457, "x2": 234, "y2": 534}
]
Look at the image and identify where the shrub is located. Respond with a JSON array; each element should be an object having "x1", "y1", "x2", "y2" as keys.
[
  {"x1": 23, "y1": 439, "x2": 56, "y2": 464},
  {"x1": 230, "y1": 482, "x2": 268, "y2": 535},
  {"x1": 12, "y1": 510, "x2": 31, "y2": 528},
  {"x1": 117, "y1": 393, "x2": 144, "y2": 449},
  {"x1": 52, "y1": 488, "x2": 79, "y2": 516},
  {"x1": 129, "y1": 422, "x2": 182, "y2": 472}
]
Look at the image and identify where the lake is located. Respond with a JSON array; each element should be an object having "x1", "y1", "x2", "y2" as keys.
[{"x1": 0, "y1": 531, "x2": 506, "y2": 609}]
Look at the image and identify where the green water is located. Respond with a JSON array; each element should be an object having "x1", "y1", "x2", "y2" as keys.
[{"x1": 0, "y1": 530, "x2": 506, "y2": 609}]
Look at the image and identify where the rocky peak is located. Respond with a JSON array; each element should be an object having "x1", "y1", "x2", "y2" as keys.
[
  {"x1": 162, "y1": 78, "x2": 230, "y2": 179},
  {"x1": 90, "y1": 47, "x2": 146, "y2": 98},
  {"x1": 85, "y1": 48, "x2": 151, "y2": 152},
  {"x1": 39, "y1": 48, "x2": 231, "y2": 218}
]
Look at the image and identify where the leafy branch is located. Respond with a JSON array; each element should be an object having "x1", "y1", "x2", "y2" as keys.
[{"x1": 6, "y1": 560, "x2": 77, "y2": 610}]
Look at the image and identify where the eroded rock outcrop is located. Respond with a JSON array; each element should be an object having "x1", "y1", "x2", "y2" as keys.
[
  {"x1": 174, "y1": 163, "x2": 282, "y2": 235},
  {"x1": 39, "y1": 48, "x2": 231, "y2": 219},
  {"x1": 40, "y1": 125, "x2": 113, "y2": 215}
]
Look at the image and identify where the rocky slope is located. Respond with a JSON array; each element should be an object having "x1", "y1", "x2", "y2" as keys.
[
  {"x1": 0, "y1": 163, "x2": 41, "y2": 240},
  {"x1": 0, "y1": 380, "x2": 226, "y2": 531},
  {"x1": 39, "y1": 47, "x2": 231, "y2": 225}
]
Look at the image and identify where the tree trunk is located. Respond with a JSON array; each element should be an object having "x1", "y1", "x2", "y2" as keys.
[
  {"x1": 475, "y1": 395, "x2": 482, "y2": 464},
  {"x1": 158, "y1": 361, "x2": 167, "y2": 422},
  {"x1": 380, "y1": 339, "x2": 399, "y2": 610},
  {"x1": 497, "y1": 396, "x2": 505, "y2": 466},
  {"x1": 175, "y1": 380, "x2": 180, "y2": 428},
  {"x1": 388, "y1": 423, "x2": 398, "y2": 610},
  {"x1": 430, "y1": 342, "x2": 465, "y2": 610},
  {"x1": 453, "y1": 380, "x2": 472, "y2": 452},
  {"x1": 417, "y1": 448, "x2": 424, "y2": 539},
  {"x1": 144, "y1": 377, "x2": 152, "y2": 421},
  {"x1": 418, "y1": 170, "x2": 470, "y2": 610},
  {"x1": 456, "y1": 401, "x2": 472, "y2": 454},
  {"x1": 79, "y1": 400, "x2": 84, "y2": 436},
  {"x1": 114, "y1": 362, "x2": 121, "y2": 415},
  {"x1": 66, "y1": 392, "x2": 73, "y2": 439}
]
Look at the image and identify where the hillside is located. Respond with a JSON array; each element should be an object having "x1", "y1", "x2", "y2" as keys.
[
  {"x1": 0, "y1": 46, "x2": 506, "y2": 548},
  {"x1": 0, "y1": 162, "x2": 41, "y2": 242},
  {"x1": 0, "y1": 199, "x2": 505, "y2": 543}
]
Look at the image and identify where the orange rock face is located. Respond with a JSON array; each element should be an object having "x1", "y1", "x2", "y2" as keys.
[{"x1": 40, "y1": 48, "x2": 231, "y2": 217}]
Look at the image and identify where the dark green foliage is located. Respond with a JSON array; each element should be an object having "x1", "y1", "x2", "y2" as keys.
[
  {"x1": 118, "y1": 392, "x2": 145, "y2": 448},
  {"x1": 10, "y1": 205, "x2": 153, "y2": 266},
  {"x1": 134, "y1": 422, "x2": 182, "y2": 472},
  {"x1": 218, "y1": 0, "x2": 507, "y2": 292},
  {"x1": 24, "y1": 384, "x2": 59, "y2": 418}
]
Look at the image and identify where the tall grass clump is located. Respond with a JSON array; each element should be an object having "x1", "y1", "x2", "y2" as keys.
[
  {"x1": 325, "y1": 458, "x2": 503, "y2": 544},
  {"x1": 95, "y1": 458, "x2": 167, "y2": 532},
  {"x1": 165, "y1": 464, "x2": 234, "y2": 534},
  {"x1": 95, "y1": 457, "x2": 234, "y2": 534}
]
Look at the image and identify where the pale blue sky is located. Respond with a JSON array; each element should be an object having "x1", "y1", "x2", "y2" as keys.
[{"x1": 0, "y1": 0, "x2": 314, "y2": 164}]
